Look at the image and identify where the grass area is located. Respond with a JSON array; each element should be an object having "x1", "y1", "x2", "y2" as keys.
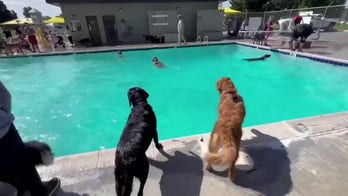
[{"x1": 334, "y1": 23, "x2": 348, "y2": 31}]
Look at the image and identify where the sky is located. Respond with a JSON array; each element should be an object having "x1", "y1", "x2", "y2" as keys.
[
  {"x1": 4, "y1": 0, "x2": 232, "y2": 18},
  {"x1": 222, "y1": 1, "x2": 231, "y2": 8},
  {"x1": 3, "y1": 0, "x2": 62, "y2": 18},
  {"x1": 7, "y1": 0, "x2": 347, "y2": 19}
]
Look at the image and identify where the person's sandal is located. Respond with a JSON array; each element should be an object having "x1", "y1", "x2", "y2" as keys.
[{"x1": 43, "y1": 177, "x2": 61, "y2": 196}]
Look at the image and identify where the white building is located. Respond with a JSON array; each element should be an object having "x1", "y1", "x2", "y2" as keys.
[{"x1": 46, "y1": 0, "x2": 223, "y2": 45}]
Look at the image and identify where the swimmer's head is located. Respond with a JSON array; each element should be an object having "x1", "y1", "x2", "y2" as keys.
[{"x1": 152, "y1": 57, "x2": 159, "y2": 62}]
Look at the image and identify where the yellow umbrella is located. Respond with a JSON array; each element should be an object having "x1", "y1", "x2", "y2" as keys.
[
  {"x1": 224, "y1": 8, "x2": 241, "y2": 15},
  {"x1": 44, "y1": 17, "x2": 65, "y2": 24},
  {"x1": 0, "y1": 18, "x2": 33, "y2": 25},
  {"x1": 218, "y1": 7, "x2": 241, "y2": 15}
]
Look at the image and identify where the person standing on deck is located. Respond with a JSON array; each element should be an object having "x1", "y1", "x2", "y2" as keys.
[
  {"x1": 177, "y1": 15, "x2": 187, "y2": 45},
  {"x1": 120, "y1": 19, "x2": 128, "y2": 43},
  {"x1": 24, "y1": 23, "x2": 40, "y2": 53}
]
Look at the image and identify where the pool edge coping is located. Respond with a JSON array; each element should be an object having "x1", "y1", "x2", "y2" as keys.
[
  {"x1": 2, "y1": 40, "x2": 348, "y2": 67},
  {"x1": 236, "y1": 41, "x2": 348, "y2": 67},
  {"x1": 54, "y1": 110, "x2": 348, "y2": 159},
  {"x1": 0, "y1": 41, "x2": 237, "y2": 58}
]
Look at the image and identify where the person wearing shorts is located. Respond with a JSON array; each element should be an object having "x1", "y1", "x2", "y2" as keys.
[
  {"x1": 289, "y1": 15, "x2": 303, "y2": 51},
  {"x1": 24, "y1": 23, "x2": 40, "y2": 53},
  {"x1": 264, "y1": 16, "x2": 274, "y2": 46},
  {"x1": 292, "y1": 23, "x2": 313, "y2": 52}
]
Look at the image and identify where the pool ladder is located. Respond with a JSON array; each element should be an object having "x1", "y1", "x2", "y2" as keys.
[
  {"x1": 290, "y1": 50, "x2": 297, "y2": 58},
  {"x1": 196, "y1": 36, "x2": 209, "y2": 45},
  {"x1": 196, "y1": 36, "x2": 202, "y2": 45}
]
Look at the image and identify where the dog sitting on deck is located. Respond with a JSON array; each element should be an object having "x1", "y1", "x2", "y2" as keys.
[
  {"x1": 205, "y1": 77, "x2": 246, "y2": 183},
  {"x1": 114, "y1": 87, "x2": 163, "y2": 196}
]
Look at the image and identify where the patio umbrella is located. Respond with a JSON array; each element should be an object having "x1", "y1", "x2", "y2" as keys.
[
  {"x1": 0, "y1": 18, "x2": 33, "y2": 25},
  {"x1": 218, "y1": 7, "x2": 241, "y2": 15},
  {"x1": 223, "y1": 8, "x2": 241, "y2": 15},
  {"x1": 44, "y1": 17, "x2": 65, "y2": 24}
]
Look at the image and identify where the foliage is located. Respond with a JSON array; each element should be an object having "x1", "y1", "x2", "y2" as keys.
[
  {"x1": 230, "y1": 0, "x2": 346, "y2": 12},
  {"x1": 0, "y1": 0, "x2": 18, "y2": 23},
  {"x1": 298, "y1": 0, "x2": 346, "y2": 8},
  {"x1": 334, "y1": 23, "x2": 348, "y2": 31},
  {"x1": 23, "y1": 6, "x2": 32, "y2": 18}
]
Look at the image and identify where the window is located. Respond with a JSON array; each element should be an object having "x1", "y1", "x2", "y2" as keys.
[
  {"x1": 152, "y1": 11, "x2": 168, "y2": 26},
  {"x1": 70, "y1": 20, "x2": 82, "y2": 32}
]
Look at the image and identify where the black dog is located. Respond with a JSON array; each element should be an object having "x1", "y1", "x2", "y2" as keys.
[
  {"x1": 24, "y1": 141, "x2": 54, "y2": 166},
  {"x1": 78, "y1": 38, "x2": 90, "y2": 46},
  {"x1": 0, "y1": 140, "x2": 54, "y2": 193},
  {"x1": 142, "y1": 34, "x2": 164, "y2": 43},
  {"x1": 253, "y1": 32, "x2": 266, "y2": 45},
  {"x1": 114, "y1": 87, "x2": 163, "y2": 196},
  {"x1": 243, "y1": 54, "x2": 271, "y2": 61}
]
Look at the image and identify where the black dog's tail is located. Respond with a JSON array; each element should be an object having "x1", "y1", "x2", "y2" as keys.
[{"x1": 24, "y1": 141, "x2": 54, "y2": 166}]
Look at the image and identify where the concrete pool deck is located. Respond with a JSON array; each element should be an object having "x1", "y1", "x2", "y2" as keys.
[
  {"x1": 2, "y1": 112, "x2": 347, "y2": 196},
  {"x1": 1, "y1": 35, "x2": 348, "y2": 195},
  {"x1": 1, "y1": 31, "x2": 348, "y2": 64}
]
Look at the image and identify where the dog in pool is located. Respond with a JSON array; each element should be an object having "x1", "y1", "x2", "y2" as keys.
[{"x1": 243, "y1": 54, "x2": 271, "y2": 61}]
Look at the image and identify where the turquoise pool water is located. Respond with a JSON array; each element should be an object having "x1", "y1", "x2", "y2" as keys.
[{"x1": 1, "y1": 44, "x2": 348, "y2": 156}]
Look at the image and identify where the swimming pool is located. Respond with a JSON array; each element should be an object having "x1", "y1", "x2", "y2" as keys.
[{"x1": 1, "y1": 44, "x2": 348, "y2": 156}]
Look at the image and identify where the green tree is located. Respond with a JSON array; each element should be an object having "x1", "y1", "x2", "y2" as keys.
[
  {"x1": 230, "y1": 0, "x2": 345, "y2": 11},
  {"x1": 23, "y1": 6, "x2": 32, "y2": 18},
  {"x1": 0, "y1": 0, "x2": 18, "y2": 23},
  {"x1": 230, "y1": 0, "x2": 267, "y2": 11},
  {"x1": 230, "y1": 0, "x2": 245, "y2": 11},
  {"x1": 230, "y1": 0, "x2": 294, "y2": 12},
  {"x1": 298, "y1": 0, "x2": 346, "y2": 8}
]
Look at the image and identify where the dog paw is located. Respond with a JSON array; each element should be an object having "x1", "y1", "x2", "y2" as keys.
[
  {"x1": 228, "y1": 173, "x2": 236, "y2": 183},
  {"x1": 206, "y1": 165, "x2": 213, "y2": 173}
]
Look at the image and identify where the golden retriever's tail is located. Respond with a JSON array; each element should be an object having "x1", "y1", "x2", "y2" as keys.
[{"x1": 205, "y1": 145, "x2": 237, "y2": 166}]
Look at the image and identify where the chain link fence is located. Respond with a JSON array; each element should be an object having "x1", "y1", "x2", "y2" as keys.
[
  {"x1": 233, "y1": 4, "x2": 348, "y2": 31},
  {"x1": 223, "y1": 4, "x2": 348, "y2": 58},
  {"x1": 262, "y1": 4, "x2": 348, "y2": 31}
]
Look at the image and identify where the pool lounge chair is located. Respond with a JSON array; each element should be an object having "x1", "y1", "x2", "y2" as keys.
[{"x1": 239, "y1": 17, "x2": 262, "y2": 38}]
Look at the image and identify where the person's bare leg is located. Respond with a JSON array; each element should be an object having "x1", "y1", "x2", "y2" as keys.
[
  {"x1": 292, "y1": 40, "x2": 298, "y2": 51},
  {"x1": 289, "y1": 40, "x2": 294, "y2": 51},
  {"x1": 177, "y1": 34, "x2": 181, "y2": 46},
  {"x1": 298, "y1": 42, "x2": 304, "y2": 52},
  {"x1": 18, "y1": 46, "x2": 24, "y2": 54},
  {"x1": 35, "y1": 44, "x2": 41, "y2": 53}
]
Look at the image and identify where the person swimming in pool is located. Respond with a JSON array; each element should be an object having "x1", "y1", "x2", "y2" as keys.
[
  {"x1": 118, "y1": 51, "x2": 123, "y2": 58},
  {"x1": 152, "y1": 57, "x2": 165, "y2": 68}
]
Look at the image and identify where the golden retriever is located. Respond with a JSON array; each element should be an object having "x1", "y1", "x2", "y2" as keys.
[{"x1": 205, "y1": 77, "x2": 246, "y2": 182}]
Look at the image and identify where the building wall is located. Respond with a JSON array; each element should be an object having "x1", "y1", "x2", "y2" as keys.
[
  {"x1": 60, "y1": 2, "x2": 218, "y2": 45},
  {"x1": 147, "y1": 10, "x2": 178, "y2": 36},
  {"x1": 197, "y1": 9, "x2": 224, "y2": 40}
]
